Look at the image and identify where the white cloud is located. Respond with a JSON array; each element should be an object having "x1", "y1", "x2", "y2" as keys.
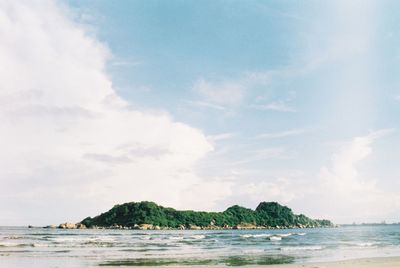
[
  {"x1": 315, "y1": 130, "x2": 400, "y2": 223},
  {"x1": 247, "y1": 148, "x2": 291, "y2": 159},
  {"x1": 110, "y1": 60, "x2": 143, "y2": 67},
  {"x1": 183, "y1": 100, "x2": 226, "y2": 111},
  {"x1": 0, "y1": 1, "x2": 234, "y2": 225},
  {"x1": 193, "y1": 79, "x2": 245, "y2": 106},
  {"x1": 191, "y1": 71, "x2": 275, "y2": 109},
  {"x1": 227, "y1": 130, "x2": 400, "y2": 223},
  {"x1": 190, "y1": 69, "x2": 303, "y2": 114},
  {"x1": 320, "y1": 130, "x2": 392, "y2": 193},
  {"x1": 256, "y1": 129, "x2": 306, "y2": 139},
  {"x1": 207, "y1": 133, "x2": 236, "y2": 142},
  {"x1": 238, "y1": 179, "x2": 296, "y2": 205},
  {"x1": 250, "y1": 101, "x2": 297, "y2": 113},
  {"x1": 302, "y1": 1, "x2": 378, "y2": 70}
]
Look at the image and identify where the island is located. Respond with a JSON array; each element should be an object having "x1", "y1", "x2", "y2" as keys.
[{"x1": 56, "y1": 201, "x2": 333, "y2": 230}]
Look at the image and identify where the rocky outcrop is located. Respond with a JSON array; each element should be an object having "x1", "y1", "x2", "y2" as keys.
[
  {"x1": 58, "y1": 222, "x2": 76, "y2": 229},
  {"x1": 233, "y1": 223, "x2": 258, "y2": 229},
  {"x1": 58, "y1": 222, "x2": 86, "y2": 229},
  {"x1": 61, "y1": 201, "x2": 334, "y2": 230},
  {"x1": 188, "y1": 224, "x2": 202, "y2": 230},
  {"x1": 76, "y1": 223, "x2": 87, "y2": 229},
  {"x1": 137, "y1": 224, "x2": 154, "y2": 230}
]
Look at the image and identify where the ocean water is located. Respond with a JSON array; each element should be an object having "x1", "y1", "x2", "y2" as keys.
[{"x1": 1, "y1": 225, "x2": 400, "y2": 267}]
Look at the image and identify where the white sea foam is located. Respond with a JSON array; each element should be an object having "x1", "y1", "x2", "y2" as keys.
[
  {"x1": 242, "y1": 249, "x2": 265, "y2": 254},
  {"x1": 0, "y1": 242, "x2": 35, "y2": 247},
  {"x1": 297, "y1": 233, "x2": 306, "y2": 236},
  {"x1": 356, "y1": 242, "x2": 377, "y2": 247},
  {"x1": 254, "y1": 234, "x2": 272, "y2": 237},
  {"x1": 240, "y1": 234, "x2": 253, "y2": 238},
  {"x1": 51, "y1": 236, "x2": 115, "y2": 244},
  {"x1": 93, "y1": 236, "x2": 116, "y2": 242},
  {"x1": 240, "y1": 234, "x2": 272, "y2": 238},
  {"x1": 189, "y1": 235, "x2": 206, "y2": 239},
  {"x1": 344, "y1": 242, "x2": 381, "y2": 248},
  {"x1": 277, "y1": 233, "x2": 292, "y2": 237},
  {"x1": 280, "y1": 245, "x2": 324, "y2": 251},
  {"x1": 0, "y1": 242, "x2": 19, "y2": 247},
  {"x1": 269, "y1": 236, "x2": 282, "y2": 241},
  {"x1": 32, "y1": 243, "x2": 48, "y2": 248},
  {"x1": 3, "y1": 236, "x2": 24, "y2": 240},
  {"x1": 169, "y1": 236, "x2": 184, "y2": 240},
  {"x1": 51, "y1": 237, "x2": 82, "y2": 243},
  {"x1": 340, "y1": 241, "x2": 380, "y2": 248}
]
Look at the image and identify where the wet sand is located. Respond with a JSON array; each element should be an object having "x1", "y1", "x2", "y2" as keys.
[
  {"x1": 2, "y1": 256, "x2": 400, "y2": 267},
  {"x1": 265, "y1": 256, "x2": 400, "y2": 268}
]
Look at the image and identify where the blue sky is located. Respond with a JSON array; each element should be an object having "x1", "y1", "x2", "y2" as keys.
[
  {"x1": 0, "y1": 0, "x2": 400, "y2": 225},
  {"x1": 73, "y1": 0, "x2": 400, "y2": 222},
  {"x1": 66, "y1": 0, "x2": 400, "y2": 132}
]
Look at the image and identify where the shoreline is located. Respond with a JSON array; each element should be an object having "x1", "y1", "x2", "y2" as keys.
[
  {"x1": 264, "y1": 256, "x2": 400, "y2": 268},
  {"x1": 52, "y1": 222, "x2": 337, "y2": 230},
  {"x1": 95, "y1": 256, "x2": 400, "y2": 267}
]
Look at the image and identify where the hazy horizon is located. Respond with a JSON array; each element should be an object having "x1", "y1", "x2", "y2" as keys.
[{"x1": 1, "y1": 0, "x2": 400, "y2": 226}]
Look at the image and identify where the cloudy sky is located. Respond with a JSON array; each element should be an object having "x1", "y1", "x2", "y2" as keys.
[{"x1": 1, "y1": 0, "x2": 400, "y2": 226}]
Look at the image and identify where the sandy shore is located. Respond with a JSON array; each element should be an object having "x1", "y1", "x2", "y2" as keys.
[
  {"x1": 2, "y1": 256, "x2": 400, "y2": 268},
  {"x1": 264, "y1": 257, "x2": 400, "y2": 268}
]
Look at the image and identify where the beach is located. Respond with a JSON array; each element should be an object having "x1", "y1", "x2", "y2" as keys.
[
  {"x1": 2, "y1": 256, "x2": 400, "y2": 268},
  {"x1": 266, "y1": 257, "x2": 400, "y2": 268}
]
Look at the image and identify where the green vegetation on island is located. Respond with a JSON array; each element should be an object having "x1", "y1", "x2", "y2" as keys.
[{"x1": 79, "y1": 201, "x2": 333, "y2": 230}]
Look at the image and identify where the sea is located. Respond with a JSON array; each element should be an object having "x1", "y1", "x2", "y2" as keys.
[{"x1": 1, "y1": 225, "x2": 400, "y2": 267}]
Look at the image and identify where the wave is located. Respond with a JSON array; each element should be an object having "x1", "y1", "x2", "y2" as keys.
[
  {"x1": 355, "y1": 242, "x2": 382, "y2": 247},
  {"x1": 240, "y1": 234, "x2": 253, "y2": 238},
  {"x1": 280, "y1": 245, "x2": 324, "y2": 251},
  {"x1": 81, "y1": 241, "x2": 115, "y2": 247},
  {"x1": 269, "y1": 236, "x2": 282, "y2": 241},
  {"x1": 168, "y1": 236, "x2": 184, "y2": 240},
  {"x1": 254, "y1": 234, "x2": 272, "y2": 238},
  {"x1": 167, "y1": 235, "x2": 206, "y2": 240},
  {"x1": 341, "y1": 242, "x2": 383, "y2": 248},
  {"x1": 2, "y1": 236, "x2": 25, "y2": 240},
  {"x1": 50, "y1": 237, "x2": 82, "y2": 243},
  {"x1": 277, "y1": 233, "x2": 292, "y2": 237},
  {"x1": 240, "y1": 234, "x2": 272, "y2": 238},
  {"x1": 0, "y1": 242, "x2": 35, "y2": 248},
  {"x1": 0, "y1": 250, "x2": 33, "y2": 254},
  {"x1": 240, "y1": 233, "x2": 292, "y2": 239},
  {"x1": 189, "y1": 235, "x2": 206, "y2": 240},
  {"x1": 120, "y1": 248, "x2": 168, "y2": 252},
  {"x1": 51, "y1": 236, "x2": 116, "y2": 244}
]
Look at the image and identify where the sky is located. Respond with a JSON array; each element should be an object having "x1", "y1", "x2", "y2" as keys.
[{"x1": 1, "y1": 0, "x2": 400, "y2": 225}]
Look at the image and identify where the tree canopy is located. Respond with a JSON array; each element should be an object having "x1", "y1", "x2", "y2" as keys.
[{"x1": 81, "y1": 201, "x2": 333, "y2": 228}]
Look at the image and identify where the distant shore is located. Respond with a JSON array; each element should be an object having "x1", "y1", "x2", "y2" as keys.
[
  {"x1": 266, "y1": 257, "x2": 400, "y2": 268},
  {"x1": 48, "y1": 222, "x2": 337, "y2": 230},
  {"x1": 55, "y1": 201, "x2": 335, "y2": 230}
]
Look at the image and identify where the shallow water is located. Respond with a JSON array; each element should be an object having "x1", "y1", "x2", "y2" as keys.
[{"x1": 1, "y1": 225, "x2": 400, "y2": 267}]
